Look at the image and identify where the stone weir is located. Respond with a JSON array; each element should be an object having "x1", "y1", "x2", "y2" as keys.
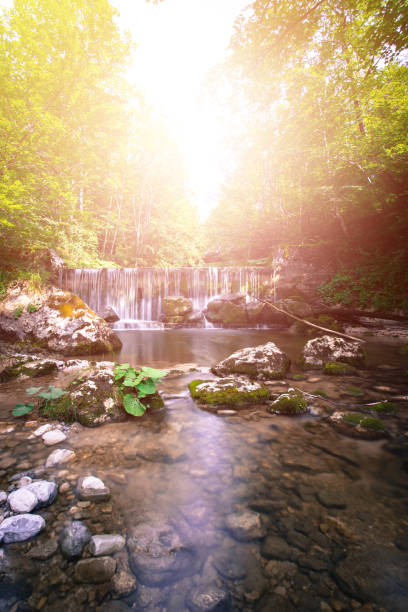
[{"x1": 59, "y1": 267, "x2": 277, "y2": 327}]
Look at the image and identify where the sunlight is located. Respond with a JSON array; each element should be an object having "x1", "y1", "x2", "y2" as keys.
[{"x1": 111, "y1": 0, "x2": 248, "y2": 218}]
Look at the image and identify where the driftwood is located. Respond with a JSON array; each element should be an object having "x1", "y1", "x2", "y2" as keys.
[{"x1": 252, "y1": 295, "x2": 365, "y2": 343}]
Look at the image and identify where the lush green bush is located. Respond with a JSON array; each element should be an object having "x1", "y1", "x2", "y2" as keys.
[{"x1": 114, "y1": 364, "x2": 167, "y2": 416}]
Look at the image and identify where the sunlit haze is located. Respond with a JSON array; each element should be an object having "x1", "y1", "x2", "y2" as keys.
[{"x1": 111, "y1": 0, "x2": 249, "y2": 219}]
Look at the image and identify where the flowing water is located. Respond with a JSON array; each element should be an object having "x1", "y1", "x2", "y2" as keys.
[{"x1": 0, "y1": 329, "x2": 408, "y2": 611}]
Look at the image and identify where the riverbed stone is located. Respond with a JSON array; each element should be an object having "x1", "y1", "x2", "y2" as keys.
[
  {"x1": 162, "y1": 297, "x2": 193, "y2": 317},
  {"x1": 27, "y1": 480, "x2": 58, "y2": 508},
  {"x1": 189, "y1": 377, "x2": 270, "y2": 408},
  {"x1": 0, "y1": 513, "x2": 45, "y2": 543},
  {"x1": 78, "y1": 476, "x2": 111, "y2": 502},
  {"x1": 0, "y1": 491, "x2": 7, "y2": 504},
  {"x1": 101, "y1": 305, "x2": 120, "y2": 323},
  {"x1": 301, "y1": 335, "x2": 365, "y2": 369},
  {"x1": 127, "y1": 518, "x2": 202, "y2": 586},
  {"x1": 74, "y1": 556, "x2": 117, "y2": 583},
  {"x1": 45, "y1": 448, "x2": 76, "y2": 467},
  {"x1": 28, "y1": 539, "x2": 59, "y2": 560},
  {"x1": 59, "y1": 521, "x2": 92, "y2": 559},
  {"x1": 89, "y1": 534, "x2": 126, "y2": 556},
  {"x1": 111, "y1": 567, "x2": 138, "y2": 598},
  {"x1": 42, "y1": 429, "x2": 67, "y2": 445},
  {"x1": 261, "y1": 536, "x2": 292, "y2": 561},
  {"x1": 225, "y1": 510, "x2": 266, "y2": 541},
  {"x1": 185, "y1": 584, "x2": 230, "y2": 611},
  {"x1": 7, "y1": 487, "x2": 37, "y2": 513},
  {"x1": 212, "y1": 342, "x2": 290, "y2": 379},
  {"x1": 34, "y1": 423, "x2": 53, "y2": 437}
]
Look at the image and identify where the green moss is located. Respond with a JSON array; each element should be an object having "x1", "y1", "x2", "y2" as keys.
[
  {"x1": 365, "y1": 402, "x2": 397, "y2": 415},
  {"x1": 313, "y1": 389, "x2": 328, "y2": 397},
  {"x1": 324, "y1": 362, "x2": 357, "y2": 376},
  {"x1": 189, "y1": 379, "x2": 270, "y2": 406},
  {"x1": 360, "y1": 416, "x2": 386, "y2": 431},
  {"x1": 292, "y1": 373, "x2": 306, "y2": 381},
  {"x1": 399, "y1": 344, "x2": 408, "y2": 355},
  {"x1": 342, "y1": 413, "x2": 364, "y2": 425},
  {"x1": 345, "y1": 385, "x2": 364, "y2": 396},
  {"x1": 270, "y1": 392, "x2": 308, "y2": 415},
  {"x1": 13, "y1": 306, "x2": 23, "y2": 319}
]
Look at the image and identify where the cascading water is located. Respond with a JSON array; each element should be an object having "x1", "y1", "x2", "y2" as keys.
[{"x1": 59, "y1": 267, "x2": 278, "y2": 329}]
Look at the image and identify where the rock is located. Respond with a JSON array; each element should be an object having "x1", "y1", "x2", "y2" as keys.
[
  {"x1": 204, "y1": 295, "x2": 247, "y2": 326},
  {"x1": 263, "y1": 560, "x2": 298, "y2": 580},
  {"x1": 301, "y1": 335, "x2": 365, "y2": 369},
  {"x1": 268, "y1": 390, "x2": 308, "y2": 415},
  {"x1": 212, "y1": 551, "x2": 246, "y2": 580},
  {"x1": 42, "y1": 430, "x2": 67, "y2": 445},
  {"x1": 89, "y1": 534, "x2": 126, "y2": 556},
  {"x1": 261, "y1": 536, "x2": 292, "y2": 561},
  {"x1": 127, "y1": 518, "x2": 201, "y2": 586},
  {"x1": 185, "y1": 585, "x2": 230, "y2": 611},
  {"x1": 74, "y1": 556, "x2": 117, "y2": 583},
  {"x1": 78, "y1": 476, "x2": 110, "y2": 502},
  {"x1": 137, "y1": 444, "x2": 186, "y2": 463},
  {"x1": 28, "y1": 539, "x2": 58, "y2": 560},
  {"x1": 34, "y1": 424, "x2": 53, "y2": 437},
  {"x1": 0, "y1": 491, "x2": 7, "y2": 504},
  {"x1": 27, "y1": 480, "x2": 58, "y2": 508},
  {"x1": 7, "y1": 488, "x2": 37, "y2": 513},
  {"x1": 0, "y1": 284, "x2": 122, "y2": 355},
  {"x1": 0, "y1": 514, "x2": 45, "y2": 543},
  {"x1": 225, "y1": 510, "x2": 266, "y2": 541},
  {"x1": 111, "y1": 568, "x2": 137, "y2": 598},
  {"x1": 261, "y1": 298, "x2": 313, "y2": 325},
  {"x1": 45, "y1": 448, "x2": 75, "y2": 468},
  {"x1": 101, "y1": 306, "x2": 120, "y2": 323},
  {"x1": 162, "y1": 297, "x2": 193, "y2": 317},
  {"x1": 328, "y1": 412, "x2": 388, "y2": 440},
  {"x1": 212, "y1": 342, "x2": 290, "y2": 379},
  {"x1": 189, "y1": 377, "x2": 270, "y2": 408},
  {"x1": 0, "y1": 353, "x2": 63, "y2": 382},
  {"x1": 184, "y1": 310, "x2": 206, "y2": 328},
  {"x1": 316, "y1": 490, "x2": 347, "y2": 509},
  {"x1": 59, "y1": 521, "x2": 92, "y2": 559}
]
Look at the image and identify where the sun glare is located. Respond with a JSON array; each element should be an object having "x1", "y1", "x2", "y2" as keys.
[{"x1": 111, "y1": 0, "x2": 248, "y2": 219}]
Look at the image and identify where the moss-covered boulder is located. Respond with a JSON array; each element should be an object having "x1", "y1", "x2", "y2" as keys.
[
  {"x1": 160, "y1": 297, "x2": 203, "y2": 328},
  {"x1": 300, "y1": 335, "x2": 365, "y2": 370},
  {"x1": 323, "y1": 362, "x2": 357, "y2": 376},
  {"x1": 268, "y1": 390, "x2": 308, "y2": 415},
  {"x1": 162, "y1": 297, "x2": 193, "y2": 317},
  {"x1": 204, "y1": 296, "x2": 248, "y2": 326},
  {"x1": 189, "y1": 377, "x2": 270, "y2": 409},
  {"x1": 0, "y1": 353, "x2": 64, "y2": 382},
  {"x1": 212, "y1": 342, "x2": 290, "y2": 379},
  {"x1": 0, "y1": 283, "x2": 122, "y2": 355},
  {"x1": 328, "y1": 411, "x2": 388, "y2": 439}
]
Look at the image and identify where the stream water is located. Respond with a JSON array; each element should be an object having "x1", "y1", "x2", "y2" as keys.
[{"x1": 0, "y1": 329, "x2": 407, "y2": 611}]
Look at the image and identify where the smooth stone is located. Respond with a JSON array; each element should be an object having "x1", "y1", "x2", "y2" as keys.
[
  {"x1": 0, "y1": 514, "x2": 45, "y2": 543},
  {"x1": 74, "y1": 556, "x2": 117, "y2": 583},
  {"x1": 28, "y1": 539, "x2": 59, "y2": 560},
  {"x1": 111, "y1": 569, "x2": 138, "y2": 598},
  {"x1": 27, "y1": 480, "x2": 58, "y2": 508},
  {"x1": 78, "y1": 476, "x2": 110, "y2": 502},
  {"x1": 89, "y1": 534, "x2": 126, "y2": 556},
  {"x1": 17, "y1": 476, "x2": 32, "y2": 488},
  {"x1": 317, "y1": 489, "x2": 347, "y2": 509},
  {"x1": 0, "y1": 491, "x2": 8, "y2": 504},
  {"x1": 185, "y1": 585, "x2": 230, "y2": 611},
  {"x1": 261, "y1": 536, "x2": 292, "y2": 561},
  {"x1": 59, "y1": 521, "x2": 92, "y2": 559},
  {"x1": 45, "y1": 448, "x2": 75, "y2": 467},
  {"x1": 225, "y1": 510, "x2": 266, "y2": 541},
  {"x1": 34, "y1": 424, "x2": 53, "y2": 437},
  {"x1": 7, "y1": 488, "x2": 37, "y2": 513},
  {"x1": 42, "y1": 430, "x2": 67, "y2": 446}
]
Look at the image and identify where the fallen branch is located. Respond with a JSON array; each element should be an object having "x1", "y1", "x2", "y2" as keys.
[{"x1": 251, "y1": 295, "x2": 365, "y2": 343}]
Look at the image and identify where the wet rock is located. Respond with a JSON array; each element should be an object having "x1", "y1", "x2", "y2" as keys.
[
  {"x1": 261, "y1": 535, "x2": 292, "y2": 561},
  {"x1": 110, "y1": 568, "x2": 137, "y2": 598},
  {"x1": 89, "y1": 534, "x2": 126, "y2": 556},
  {"x1": 137, "y1": 444, "x2": 187, "y2": 463},
  {"x1": 212, "y1": 342, "x2": 290, "y2": 379},
  {"x1": 263, "y1": 559, "x2": 298, "y2": 580},
  {"x1": 0, "y1": 353, "x2": 62, "y2": 381},
  {"x1": 328, "y1": 412, "x2": 388, "y2": 440},
  {"x1": 185, "y1": 584, "x2": 230, "y2": 611},
  {"x1": 42, "y1": 430, "x2": 67, "y2": 445},
  {"x1": 301, "y1": 335, "x2": 365, "y2": 369},
  {"x1": 59, "y1": 521, "x2": 92, "y2": 559},
  {"x1": 0, "y1": 514, "x2": 45, "y2": 543},
  {"x1": 99, "y1": 602, "x2": 129, "y2": 612},
  {"x1": 74, "y1": 556, "x2": 117, "y2": 583},
  {"x1": 101, "y1": 306, "x2": 120, "y2": 323},
  {"x1": 0, "y1": 491, "x2": 7, "y2": 504},
  {"x1": 78, "y1": 476, "x2": 111, "y2": 502},
  {"x1": 45, "y1": 448, "x2": 76, "y2": 468},
  {"x1": 27, "y1": 539, "x2": 58, "y2": 560},
  {"x1": 225, "y1": 510, "x2": 266, "y2": 541},
  {"x1": 316, "y1": 490, "x2": 347, "y2": 509},
  {"x1": 204, "y1": 295, "x2": 248, "y2": 326},
  {"x1": 189, "y1": 377, "x2": 270, "y2": 408},
  {"x1": 268, "y1": 390, "x2": 308, "y2": 415},
  {"x1": 127, "y1": 518, "x2": 202, "y2": 586},
  {"x1": 28, "y1": 480, "x2": 58, "y2": 508},
  {"x1": 34, "y1": 423, "x2": 53, "y2": 437},
  {"x1": 212, "y1": 551, "x2": 246, "y2": 580},
  {"x1": 7, "y1": 488, "x2": 37, "y2": 513}
]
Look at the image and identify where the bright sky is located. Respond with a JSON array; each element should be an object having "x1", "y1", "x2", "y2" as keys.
[{"x1": 111, "y1": 0, "x2": 249, "y2": 218}]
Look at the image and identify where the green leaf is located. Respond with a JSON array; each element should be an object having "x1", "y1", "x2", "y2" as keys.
[
  {"x1": 123, "y1": 393, "x2": 146, "y2": 417},
  {"x1": 13, "y1": 403, "x2": 34, "y2": 417},
  {"x1": 137, "y1": 380, "x2": 157, "y2": 395},
  {"x1": 26, "y1": 386, "x2": 42, "y2": 395},
  {"x1": 123, "y1": 372, "x2": 144, "y2": 387},
  {"x1": 38, "y1": 386, "x2": 67, "y2": 400},
  {"x1": 141, "y1": 366, "x2": 167, "y2": 380}
]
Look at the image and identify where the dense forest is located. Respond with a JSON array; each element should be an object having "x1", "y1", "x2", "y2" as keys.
[{"x1": 1, "y1": 0, "x2": 407, "y2": 310}]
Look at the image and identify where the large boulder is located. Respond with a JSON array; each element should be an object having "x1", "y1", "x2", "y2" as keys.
[
  {"x1": 160, "y1": 296, "x2": 198, "y2": 327},
  {"x1": 301, "y1": 335, "x2": 365, "y2": 369},
  {"x1": 0, "y1": 353, "x2": 64, "y2": 382},
  {"x1": 100, "y1": 306, "x2": 120, "y2": 323},
  {"x1": 0, "y1": 283, "x2": 122, "y2": 355},
  {"x1": 212, "y1": 342, "x2": 290, "y2": 379},
  {"x1": 260, "y1": 298, "x2": 313, "y2": 325},
  {"x1": 204, "y1": 294, "x2": 247, "y2": 326},
  {"x1": 189, "y1": 377, "x2": 270, "y2": 409}
]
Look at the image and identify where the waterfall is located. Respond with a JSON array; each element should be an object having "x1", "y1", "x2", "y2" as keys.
[{"x1": 58, "y1": 267, "x2": 276, "y2": 327}]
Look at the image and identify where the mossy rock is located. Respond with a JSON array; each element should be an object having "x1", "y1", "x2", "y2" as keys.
[
  {"x1": 364, "y1": 402, "x2": 397, "y2": 415},
  {"x1": 189, "y1": 378, "x2": 270, "y2": 408},
  {"x1": 323, "y1": 362, "x2": 357, "y2": 376},
  {"x1": 268, "y1": 391, "x2": 308, "y2": 415},
  {"x1": 162, "y1": 297, "x2": 193, "y2": 317},
  {"x1": 329, "y1": 411, "x2": 388, "y2": 439},
  {"x1": 360, "y1": 416, "x2": 387, "y2": 432}
]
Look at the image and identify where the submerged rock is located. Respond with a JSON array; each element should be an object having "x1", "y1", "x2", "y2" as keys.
[
  {"x1": 8, "y1": 480, "x2": 57, "y2": 512},
  {"x1": 0, "y1": 283, "x2": 122, "y2": 355},
  {"x1": 225, "y1": 510, "x2": 266, "y2": 541},
  {"x1": 212, "y1": 342, "x2": 290, "y2": 379},
  {"x1": 74, "y1": 556, "x2": 117, "y2": 583},
  {"x1": 45, "y1": 448, "x2": 75, "y2": 468},
  {"x1": 301, "y1": 335, "x2": 365, "y2": 369},
  {"x1": 42, "y1": 430, "x2": 67, "y2": 445},
  {"x1": 328, "y1": 411, "x2": 388, "y2": 440},
  {"x1": 89, "y1": 534, "x2": 125, "y2": 556},
  {"x1": 7, "y1": 488, "x2": 37, "y2": 513},
  {"x1": 78, "y1": 476, "x2": 110, "y2": 502},
  {"x1": 189, "y1": 377, "x2": 270, "y2": 408},
  {"x1": 185, "y1": 585, "x2": 230, "y2": 611},
  {"x1": 59, "y1": 521, "x2": 91, "y2": 559},
  {"x1": 0, "y1": 513, "x2": 45, "y2": 543}
]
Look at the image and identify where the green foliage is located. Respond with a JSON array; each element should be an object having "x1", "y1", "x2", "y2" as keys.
[
  {"x1": 114, "y1": 363, "x2": 167, "y2": 417},
  {"x1": 27, "y1": 303, "x2": 40, "y2": 313},
  {"x1": 360, "y1": 416, "x2": 386, "y2": 431},
  {"x1": 365, "y1": 402, "x2": 397, "y2": 415},
  {"x1": 12, "y1": 384, "x2": 66, "y2": 417},
  {"x1": 12, "y1": 403, "x2": 35, "y2": 417},
  {"x1": 312, "y1": 389, "x2": 328, "y2": 398},
  {"x1": 13, "y1": 306, "x2": 23, "y2": 319},
  {"x1": 342, "y1": 413, "x2": 364, "y2": 425},
  {"x1": 323, "y1": 362, "x2": 357, "y2": 376},
  {"x1": 345, "y1": 385, "x2": 364, "y2": 396},
  {"x1": 188, "y1": 379, "x2": 270, "y2": 406},
  {"x1": 269, "y1": 392, "x2": 307, "y2": 415}
]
